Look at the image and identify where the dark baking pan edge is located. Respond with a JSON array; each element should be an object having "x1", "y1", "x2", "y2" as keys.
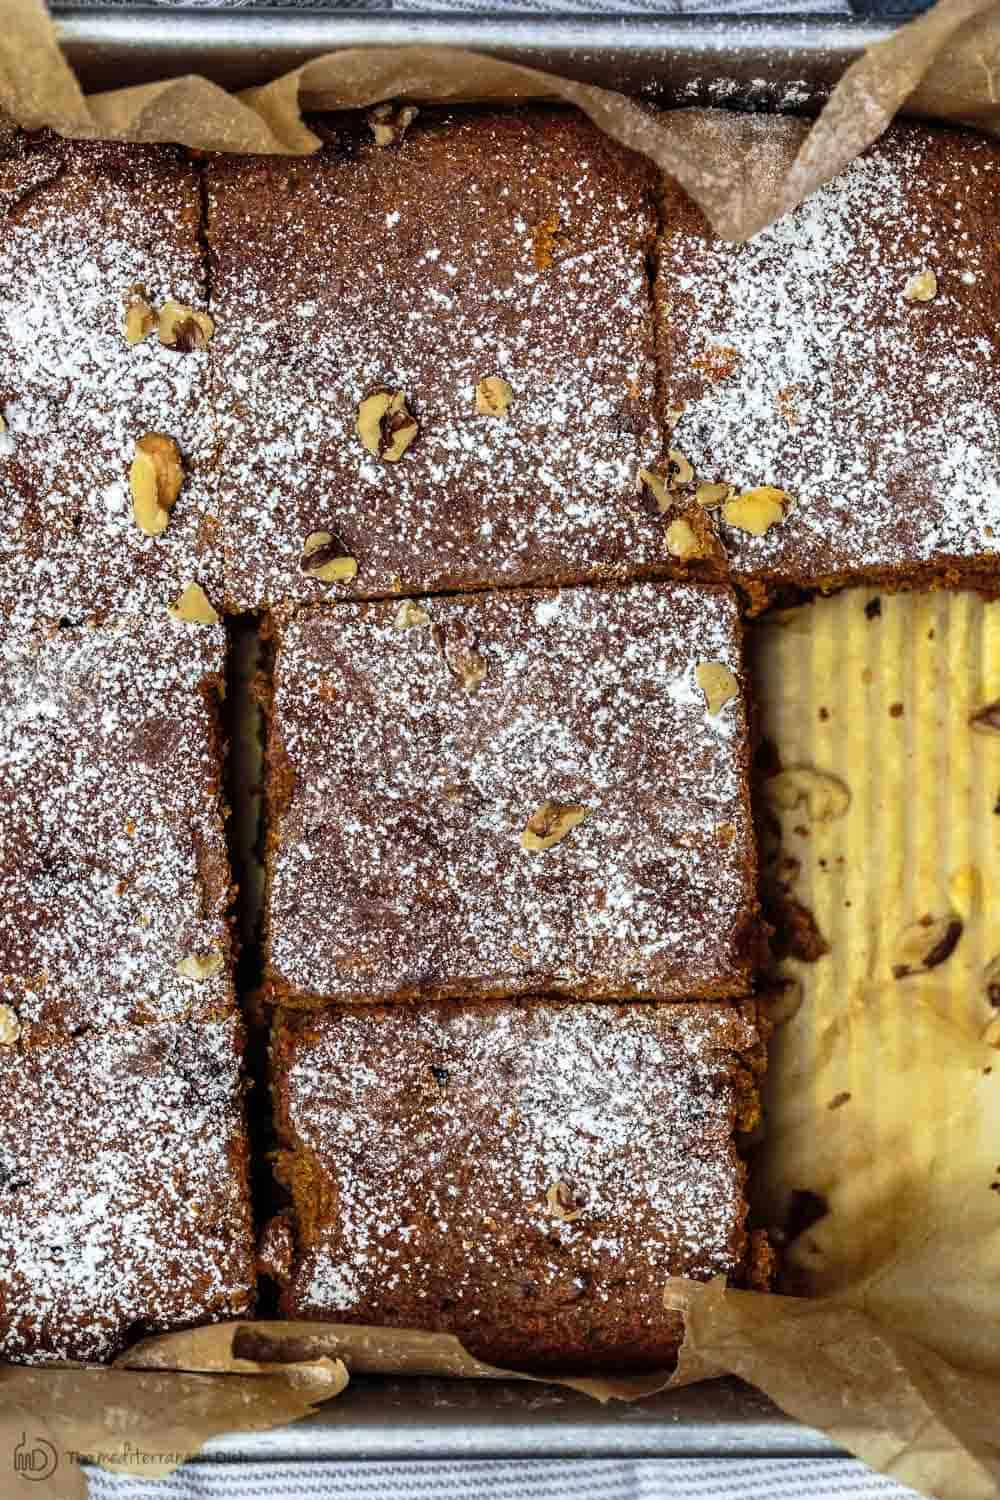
[
  {"x1": 190, "y1": 1376, "x2": 840, "y2": 1461},
  {"x1": 56, "y1": 6, "x2": 881, "y2": 1461},
  {"x1": 52, "y1": 9, "x2": 894, "y2": 106}
]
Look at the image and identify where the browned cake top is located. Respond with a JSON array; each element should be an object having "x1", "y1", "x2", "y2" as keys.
[
  {"x1": 0, "y1": 134, "x2": 220, "y2": 626},
  {"x1": 268, "y1": 581, "x2": 756, "y2": 1003},
  {"x1": 0, "y1": 613, "x2": 233, "y2": 1041},
  {"x1": 0, "y1": 1017, "x2": 254, "y2": 1363},
  {"x1": 206, "y1": 107, "x2": 664, "y2": 608},
  {"x1": 659, "y1": 118, "x2": 1000, "y2": 585},
  {"x1": 273, "y1": 999, "x2": 759, "y2": 1372}
]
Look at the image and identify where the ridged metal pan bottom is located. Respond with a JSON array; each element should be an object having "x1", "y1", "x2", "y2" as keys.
[{"x1": 54, "y1": 8, "x2": 873, "y2": 1458}]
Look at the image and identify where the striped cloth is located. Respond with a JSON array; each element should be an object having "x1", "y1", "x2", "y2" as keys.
[{"x1": 87, "y1": 1458, "x2": 921, "y2": 1498}]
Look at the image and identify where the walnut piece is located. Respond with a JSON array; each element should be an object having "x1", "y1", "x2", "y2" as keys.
[
  {"x1": 722, "y1": 486, "x2": 789, "y2": 536},
  {"x1": 638, "y1": 467, "x2": 670, "y2": 513},
  {"x1": 300, "y1": 531, "x2": 358, "y2": 584},
  {"x1": 546, "y1": 1181, "x2": 585, "y2": 1223},
  {"x1": 696, "y1": 661, "x2": 738, "y2": 717},
  {"x1": 453, "y1": 648, "x2": 487, "y2": 693},
  {"x1": 765, "y1": 767, "x2": 851, "y2": 823},
  {"x1": 891, "y1": 916, "x2": 963, "y2": 980},
  {"x1": 695, "y1": 481, "x2": 732, "y2": 509},
  {"x1": 394, "y1": 600, "x2": 430, "y2": 630},
  {"x1": 667, "y1": 448, "x2": 694, "y2": 488},
  {"x1": 158, "y1": 299, "x2": 214, "y2": 351},
  {"x1": 124, "y1": 284, "x2": 157, "y2": 345},
  {"x1": 903, "y1": 270, "x2": 937, "y2": 303},
  {"x1": 130, "y1": 432, "x2": 183, "y2": 537},
  {"x1": 357, "y1": 389, "x2": 419, "y2": 462},
  {"x1": 521, "y1": 800, "x2": 588, "y2": 852},
  {"x1": 176, "y1": 951, "x2": 225, "y2": 982},
  {"x1": 369, "y1": 102, "x2": 418, "y2": 147},
  {"x1": 665, "y1": 518, "x2": 702, "y2": 560},
  {"x1": 475, "y1": 376, "x2": 513, "y2": 417},
  {"x1": 0, "y1": 1003, "x2": 20, "y2": 1046},
  {"x1": 168, "y1": 582, "x2": 219, "y2": 625}
]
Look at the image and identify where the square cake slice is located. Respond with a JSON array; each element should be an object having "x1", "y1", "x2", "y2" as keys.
[
  {"x1": 265, "y1": 581, "x2": 759, "y2": 1003},
  {"x1": 658, "y1": 118, "x2": 1000, "y2": 594},
  {"x1": 0, "y1": 133, "x2": 222, "y2": 624},
  {"x1": 269, "y1": 999, "x2": 766, "y2": 1373},
  {"x1": 206, "y1": 106, "x2": 663, "y2": 609},
  {"x1": 0, "y1": 1017, "x2": 255, "y2": 1363},
  {"x1": 0, "y1": 611, "x2": 234, "y2": 1043}
]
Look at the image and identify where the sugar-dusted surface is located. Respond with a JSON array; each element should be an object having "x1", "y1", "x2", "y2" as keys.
[
  {"x1": 206, "y1": 107, "x2": 663, "y2": 608},
  {"x1": 0, "y1": 613, "x2": 234, "y2": 1040},
  {"x1": 273, "y1": 999, "x2": 760, "y2": 1372},
  {"x1": 0, "y1": 1017, "x2": 254, "y2": 1363},
  {"x1": 267, "y1": 581, "x2": 757, "y2": 1002},
  {"x1": 658, "y1": 118, "x2": 1000, "y2": 585},
  {"x1": 0, "y1": 133, "x2": 222, "y2": 625}
]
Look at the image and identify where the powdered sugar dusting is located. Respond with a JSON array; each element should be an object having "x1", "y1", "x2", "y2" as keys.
[
  {"x1": 278, "y1": 1000, "x2": 756, "y2": 1362},
  {"x1": 0, "y1": 136, "x2": 221, "y2": 626},
  {"x1": 207, "y1": 109, "x2": 663, "y2": 607},
  {"x1": 269, "y1": 581, "x2": 755, "y2": 1000},
  {"x1": 0, "y1": 612, "x2": 233, "y2": 1040},
  {"x1": 660, "y1": 120, "x2": 1000, "y2": 580},
  {"x1": 0, "y1": 1017, "x2": 254, "y2": 1363}
]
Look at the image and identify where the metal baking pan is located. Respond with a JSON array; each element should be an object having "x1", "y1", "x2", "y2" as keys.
[{"x1": 51, "y1": 8, "x2": 885, "y2": 1461}]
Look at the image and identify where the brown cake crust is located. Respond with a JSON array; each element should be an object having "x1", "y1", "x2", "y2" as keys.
[
  {"x1": 0, "y1": 132, "x2": 221, "y2": 627},
  {"x1": 0, "y1": 613, "x2": 235, "y2": 1042},
  {"x1": 0, "y1": 1017, "x2": 255, "y2": 1364},
  {"x1": 264, "y1": 581, "x2": 760, "y2": 1004},
  {"x1": 270, "y1": 998, "x2": 765, "y2": 1374},
  {"x1": 205, "y1": 106, "x2": 665, "y2": 609},
  {"x1": 657, "y1": 117, "x2": 1000, "y2": 594}
]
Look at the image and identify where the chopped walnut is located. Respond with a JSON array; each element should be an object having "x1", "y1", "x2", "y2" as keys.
[
  {"x1": 130, "y1": 433, "x2": 183, "y2": 537},
  {"x1": 638, "y1": 468, "x2": 670, "y2": 513},
  {"x1": 158, "y1": 299, "x2": 214, "y2": 351},
  {"x1": 168, "y1": 582, "x2": 219, "y2": 625},
  {"x1": 666, "y1": 448, "x2": 694, "y2": 488},
  {"x1": 903, "y1": 269, "x2": 937, "y2": 303},
  {"x1": 521, "y1": 800, "x2": 588, "y2": 852},
  {"x1": 394, "y1": 600, "x2": 431, "y2": 630},
  {"x1": 124, "y1": 284, "x2": 157, "y2": 345},
  {"x1": 300, "y1": 531, "x2": 358, "y2": 584},
  {"x1": 722, "y1": 487, "x2": 789, "y2": 537},
  {"x1": 665, "y1": 518, "x2": 702, "y2": 560},
  {"x1": 531, "y1": 214, "x2": 561, "y2": 271},
  {"x1": 0, "y1": 1003, "x2": 20, "y2": 1046},
  {"x1": 357, "y1": 389, "x2": 419, "y2": 462},
  {"x1": 696, "y1": 661, "x2": 738, "y2": 717},
  {"x1": 369, "y1": 102, "x2": 419, "y2": 147},
  {"x1": 546, "y1": 1181, "x2": 585, "y2": 1223},
  {"x1": 475, "y1": 376, "x2": 513, "y2": 417},
  {"x1": 176, "y1": 951, "x2": 225, "y2": 981},
  {"x1": 694, "y1": 482, "x2": 732, "y2": 509}
]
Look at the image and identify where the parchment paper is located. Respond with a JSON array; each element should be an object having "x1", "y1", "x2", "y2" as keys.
[
  {"x1": 1, "y1": 0, "x2": 999, "y2": 239},
  {"x1": 2, "y1": 4, "x2": 1000, "y2": 1499}
]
